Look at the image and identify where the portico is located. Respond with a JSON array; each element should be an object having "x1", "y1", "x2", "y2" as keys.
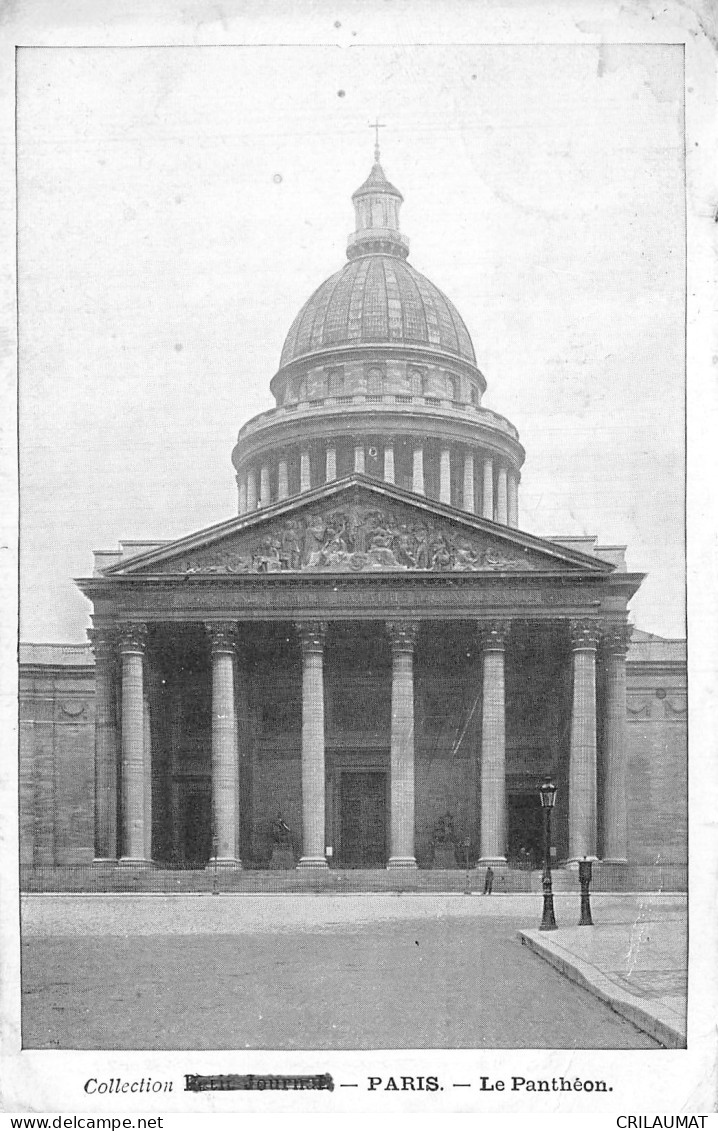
[{"x1": 79, "y1": 476, "x2": 641, "y2": 874}]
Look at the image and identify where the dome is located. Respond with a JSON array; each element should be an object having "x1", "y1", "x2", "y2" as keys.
[{"x1": 279, "y1": 254, "x2": 477, "y2": 367}]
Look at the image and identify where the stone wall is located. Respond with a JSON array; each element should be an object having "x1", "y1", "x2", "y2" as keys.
[
  {"x1": 19, "y1": 644, "x2": 96, "y2": 865},
  {"x1": 625, "y1": 632, "x2": 687, "y2": 865}
]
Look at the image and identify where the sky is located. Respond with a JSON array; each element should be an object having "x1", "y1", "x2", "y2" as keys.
[{"x1": 16, "y1": 43, "x2": 685, "y2": 641}]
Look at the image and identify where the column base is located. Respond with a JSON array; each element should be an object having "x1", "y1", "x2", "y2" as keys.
[
  {"x1": 477, "y1": 856, "x2": 507, "y2": 867},
  {"x1": 387, "y1": 856, "x2": 418, "y2": 869},
  {"x1": 117, "y1": 857, "x2": 153, "y2": 867},
  {"x1": 296, "y1": 856, "x2": 329, "y2": 869},
  {"x1": 206, "y1": 858, "x2": 243, "y2": 870}
]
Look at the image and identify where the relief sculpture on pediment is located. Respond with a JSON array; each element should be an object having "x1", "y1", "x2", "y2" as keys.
[{"x1": 178, "y1": 503, "x2": 537, "y2": 575}]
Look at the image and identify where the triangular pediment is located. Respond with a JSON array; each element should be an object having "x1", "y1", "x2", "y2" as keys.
[{"x1": 106, "y1": 477, "x2": 614, "y2": 577}]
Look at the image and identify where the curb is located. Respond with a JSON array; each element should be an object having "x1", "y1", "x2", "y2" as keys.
[{"x1": 517, "y1": 929, "x2": 686, "y2": 1049}]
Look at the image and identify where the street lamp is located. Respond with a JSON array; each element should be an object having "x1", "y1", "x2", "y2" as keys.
[{"x1": 539, "y1": 779, "x2": 558, "y2": 931}]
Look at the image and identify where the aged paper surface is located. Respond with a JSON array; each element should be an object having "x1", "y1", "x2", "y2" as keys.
[{"x1": 1, "y1": 0, "x2": 716, "y2": 1119}]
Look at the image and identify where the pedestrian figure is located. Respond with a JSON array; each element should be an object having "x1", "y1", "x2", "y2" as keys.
[{"x1": 483, "y1": 865, "x2": 494, "y2": 895}]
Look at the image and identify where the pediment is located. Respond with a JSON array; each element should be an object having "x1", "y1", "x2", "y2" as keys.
[{"x1": 108, "y1": 478, "x2": 613, "y2": 577}]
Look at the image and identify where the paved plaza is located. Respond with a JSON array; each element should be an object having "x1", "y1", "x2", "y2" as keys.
[{"x1": 20, "y1": 892, "x2": 684, "y2": 1051}]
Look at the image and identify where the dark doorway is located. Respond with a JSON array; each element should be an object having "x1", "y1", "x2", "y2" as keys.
[
  {"x1": 507, "y1": 792, "x2": 543, "y2": 869},
  {"x1": 339, "y1": 772, "x2": 387, "y2": 866},
  {"x1": 180, "y1": 785, "x2": 212, "y2": 865}
]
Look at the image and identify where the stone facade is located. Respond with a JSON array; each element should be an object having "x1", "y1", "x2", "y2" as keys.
[{"x1": 19, "y1": 625, "x2": 687, "y2": 871}]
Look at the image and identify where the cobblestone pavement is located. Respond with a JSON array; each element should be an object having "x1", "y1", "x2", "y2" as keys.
[{"x1": 20, "y1": 893, "x2": 672, "y2": 1050}]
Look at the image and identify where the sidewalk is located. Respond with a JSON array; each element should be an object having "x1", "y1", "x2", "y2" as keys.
[{"x1": 518, "y1": 894, "x2": 686, "y2": 1048}]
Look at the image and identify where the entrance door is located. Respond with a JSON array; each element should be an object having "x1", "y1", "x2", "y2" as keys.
[
  {"x1": 507, "y1": 792, "x2": 544, "y2": 868},
  {"x1": 339, "y1": 772, "x2": 387, "y2": 866},
  {"x1": 181, "y1": 785, "x2": 212, "y2": 865}
]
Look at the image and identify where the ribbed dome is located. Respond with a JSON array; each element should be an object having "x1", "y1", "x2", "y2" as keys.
[{"x1": 279, "y1": 254, "x2": 476, "y2": 367}]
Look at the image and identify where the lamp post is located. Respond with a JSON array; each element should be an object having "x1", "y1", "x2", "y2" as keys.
[{"x1": 539, "y1": 779, "x2": 557, "y2": 931}]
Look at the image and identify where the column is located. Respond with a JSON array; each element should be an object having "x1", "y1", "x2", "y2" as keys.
[
  {"x1": 354, "y1": 443, "x2": 365, "y2": 473},
  {"x1": 246, "y1": 468, "x2": 257, "y2": 512},
  {"x1": 482, "y1": 457, "x2": 494, "y2": 520},
  {"x1": 300, "y1": 448, "x2": 311, "y2": 492},
  {"x1": 325, "y1": 445, "x2": 337, "y2": 482},
  {"x1": 259, "y1": 464, "x2": 271, "y2": 507},
  {"x1": 277, "y1": 459, "x2": 289, "y2": 500},
  {"x1": 439, "y1": 447, "x2": 451, "y2": 504},
  {"x1": 463, "y1": 451, "x2": 475, "y2": 513},
  {"x1": 234, "y1": 648, "x2": 252, "y2": 862},
  {"x1": 387, "y1": 621, "x2": 419, "y2": 868},
  {"x1": 412, "y1": 446, "x2": 425, "y2": 494},
  {"x1": 508, "y1": 472, "x2": 519, "y2": 528},
  {"x1": 296, "y1": 622, "x2": 328, "y2": 868},
  {"x1": 383, "y1": 442, "x2": 395, "y2": 484},
  {"x1": 89, "y1": 628, "x2": 118, "y2": 862},
  {"x1": 118, "y1": 623, "x2": 149, "y2": 863},
  {"x1": 568, "y1": 619, "x2": 600, "y2": 861},
  {"x1": 238, "y1": 476, "x2": 247, "y2": 516},
  {"x1": 143, "y1": 684, "x2": 153, "y2": 861},
  {"x1": 496, "y1": 465, "x2": 508, "y2": 524},
  {"x1": 170, "y1": 680, "x2": 182, "y2": 862},
  {"x1": 206, "y1": 623, "x2": 241, "y2": 865},
  {"x1": 479, "y1": 621, "x2": 509, "y2": 865},
  {"x1": 602, "y1": 624, "x2": 632, "y2": 863}
]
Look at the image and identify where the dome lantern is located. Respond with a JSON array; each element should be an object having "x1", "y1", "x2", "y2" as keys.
[{"x1": 347, "y1": 129, "x2": 409, "y2": 260}]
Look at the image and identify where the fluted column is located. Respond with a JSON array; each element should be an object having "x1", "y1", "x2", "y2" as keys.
[
  {"x1": 387, "y1": 621, "x2": 419, "y2": 868},
  {"x1": 259, "y1": 464, "x2": 271, "y2": 508},
  {"x1": 277, "y1": 459, "x2": 289, "y2": 500},
  {"x1": 246, "y1": 468, "x2": 257, "y2": 512},
  {"x1": 383, "y1": 443, "x2": 395, "y2": 484},
  {"x1": 143, "y1": 684, "x2": 153, "y2": 860},
  {"x1": 238, "y1": 476, "x2": 247, "y2": 516},
  {"x1": 602, "y1": 624, "x2": 632, "y2": 863},
  {"x1": 568, "y1": 619, "x2": 600, "y2": 861},
  {"x1": 296, "y1": 622, "x2": 328, "y2": 868},
  {"x1": 496, "y1": 465, "x2": 508, "y2": 524},
  {"x1": 439, "y1": 447, "x2": 451, "y2": 504},
  {"x1": 479, "y1": 621, "x2": 509, "y2": 865},
  {"x1": 412, "y1": 446, "x2": 425, "y2": 494},
  {"x1": 508, "y1": 472, "x2": 519, "y2": 528},
  {"x1": 300, "y1": 448, "x2": 311, "y2": 492},
  {"x1": 482, "y1": 457, "x2": 494, "y2": 520},
  {"x1": 89, "y1": 628, "x2": 118, "y2": 862},
  {"x1": 206, "y1": 623, "x2": 241, "y2": 865},
  {"x1": 354, "y1": 444, "x2": 365, "y2": 473},
  {"x1": 463, "y1": 451, "x2": 475, "y2": 513},
  {"x1": 325, "y1": 445, "x2": 337, "y2": 482},
  {"x1": 118, "y1": 623, "x2": 149, "y2": 863}
]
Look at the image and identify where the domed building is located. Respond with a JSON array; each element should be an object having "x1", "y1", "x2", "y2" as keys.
[
  {"x1": 231, "y1": 155, "x2": 524, "y2": 526},
  {"x1": 18, "y1": 146, "x2": 686, "y2": 891}
]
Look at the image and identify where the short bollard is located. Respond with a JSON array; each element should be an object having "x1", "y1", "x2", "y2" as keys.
[
  {"x1": 463, "y1": 836, "x2": 471, "y2": 895},
  {"x1": 578, "y1": 856, "x2": 593, "y2": 926},
  {"x1": 212, "y1": 835, "x2": 220, "y2": 896}
]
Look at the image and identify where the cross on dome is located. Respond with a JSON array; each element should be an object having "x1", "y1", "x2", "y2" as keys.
[{"x1": 369, "y1": 117, "x2": 386, "y2": 162}]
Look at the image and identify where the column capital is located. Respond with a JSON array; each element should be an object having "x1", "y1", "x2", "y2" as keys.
[
  {"x1": 569, "y1": 618, "x2": 601, "y2": 650},
  {"x1": 295, "y1": 621, "x2": 327, "y2": 652},
  {"x1": 478, "y1": 619, "x2": 511, "y2": 650},
  {"x1": 386, "y1": 620, "x2": 420, "y2": 652},
  {"x1": 600, "y1": 622, "x2": 633, "y2": 655},
  {"x1": 116, "y1": 623, "x2": 148, "y2": 654},
  {"x1": 205, "y1": 621, "x2": 238, "y2": 654}
]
